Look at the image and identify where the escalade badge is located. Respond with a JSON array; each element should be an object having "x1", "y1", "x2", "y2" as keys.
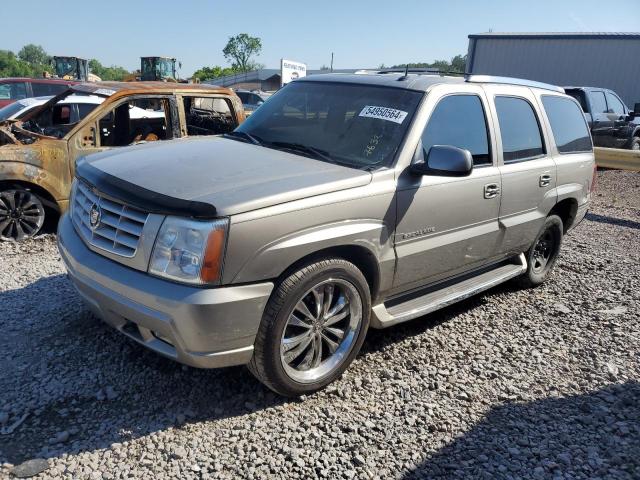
[{"x1": 89, "y1": 204, "x2": 102, "y2": 229}]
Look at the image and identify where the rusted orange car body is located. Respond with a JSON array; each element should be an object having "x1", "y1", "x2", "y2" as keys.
[{"x1": 0, "y1": 81, "x2": 244, "y2": 239}]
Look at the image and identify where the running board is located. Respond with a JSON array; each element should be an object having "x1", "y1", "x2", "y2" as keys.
[{"x1": 371, "y1": 254, "x2": 527, "y2": 329}]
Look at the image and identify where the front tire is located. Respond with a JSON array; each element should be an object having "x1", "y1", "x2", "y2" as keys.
[
  {"x1": 630, "y1": 136, "x2": 640, "y2": 151},
  {"x1": 0, "y1": 187, "x2": 46, "y2": 242},
  {"x1": 517, "y1": 215, "x2": 563, "y2": 288},
  {"x1": 248, "y1": 258, "x2": 371, "y2": 397}
]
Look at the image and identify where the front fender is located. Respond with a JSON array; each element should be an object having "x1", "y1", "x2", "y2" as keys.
[
  {"x1": 228, "y1": 219, "x2": 393, "y2": 286},
  {"x1": 0, "y1": 141, "x2": 70, "y2": 203},
  {"x1": 0, "y1": 160, "x2": 68, "y2": 204}
]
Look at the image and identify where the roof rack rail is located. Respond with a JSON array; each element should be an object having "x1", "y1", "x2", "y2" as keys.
[
  {"x1": 465, "y1": 75, "x2": 564, "y2": 93},
  {"x1": 376, "y1": 68, "x2": 441, "y2": 74}
]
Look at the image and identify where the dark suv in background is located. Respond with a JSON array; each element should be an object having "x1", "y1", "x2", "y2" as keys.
[{"x1": 564, "y1": 86, "x2": 640, "y2": 150}]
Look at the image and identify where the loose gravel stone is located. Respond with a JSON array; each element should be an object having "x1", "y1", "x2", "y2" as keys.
[
  {"x1": 10, "y1": 458, "x2": 49, "y2": 478},
  {"x1": 0, "y1": 170, "x2": 638, "y2": 479}
]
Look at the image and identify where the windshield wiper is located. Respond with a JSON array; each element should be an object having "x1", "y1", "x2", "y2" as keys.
[
  {"x1": 268, "y1": 141, "x2": 336, "y2": 164},
  {"x1": 223, "y1": 130, "x2": 262, "y2": 145}
]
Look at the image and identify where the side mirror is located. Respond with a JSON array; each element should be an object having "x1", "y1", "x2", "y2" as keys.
[
  {"x1": 631, "y1": 103, "x2": 640, "y2": 118},
  {"x1": 411, "y1": 144, "x2": 473, "y2": 177}
]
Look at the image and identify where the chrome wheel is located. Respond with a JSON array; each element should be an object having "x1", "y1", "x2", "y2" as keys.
[
  {"x1": 0, "y1": 189, "x2": 45, "y2": 241},
  {"x1": 280, "y1": 278, "x2": 363, "y2": 383}
]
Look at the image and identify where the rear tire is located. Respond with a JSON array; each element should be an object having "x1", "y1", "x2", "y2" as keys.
[
  {"x1": 0, "y1": 187, "x2": 46, "y2": 242},
  {"x1": 248, "y1": 258, "x2": 371, "y2": 397},
  {"x1": 630, "y1": 136, "x2": 640, "y2": 151},
  {"x1": 516, "y1": 215, "x2": 563, "y2": 288}
]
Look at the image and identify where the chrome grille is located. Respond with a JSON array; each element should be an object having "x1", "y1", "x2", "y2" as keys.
[{"x1": 72, "y1": 180, "x2": 148, "y2": 257}]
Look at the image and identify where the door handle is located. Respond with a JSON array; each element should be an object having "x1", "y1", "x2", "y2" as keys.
[
  {"x1": 539, "y1": 174, "x2": 552, "y2": 187},
  {"x1": 484, "y1": 183, "x2": 500, "y2": 199}
]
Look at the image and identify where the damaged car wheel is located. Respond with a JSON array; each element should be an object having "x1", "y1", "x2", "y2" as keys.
[{"x1": 0, "y1": 187, "x2": 46, "y2": 241}]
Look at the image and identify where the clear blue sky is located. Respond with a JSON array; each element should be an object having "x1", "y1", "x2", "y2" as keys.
[{"x1": 4, "y1": 0, "x2": 639, "y2": 76}]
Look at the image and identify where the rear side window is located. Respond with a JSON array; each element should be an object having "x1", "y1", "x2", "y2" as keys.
[
  {"x1": 495, "y1": 96, "x2": 544, "y2": 162},
  {"x1": 32, "y1": 82, "x2": 69, "y2": 96},
  {"x1": 542, "y1": 96, "x2": 592, "y2": 154},
  {"x1": 421, "y1": 95, "x2": 491, "y2": 166},
  {"x1": 565, "y1": 89, "x2": 588, "y2": 113},
  {"x1": 605, "y1": 92, "x2": 625, "y2": 115},
  {"x1": 183, "y1": 96, "x2": 236, "y2": 136},
  {"x1": 590, "y1": 91, "x2": 607, "y2": 114}
]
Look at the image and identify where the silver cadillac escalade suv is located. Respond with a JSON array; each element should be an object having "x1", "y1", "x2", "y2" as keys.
[{"x1": 58, "y1": 73, "x2": 595, "y2": 396}]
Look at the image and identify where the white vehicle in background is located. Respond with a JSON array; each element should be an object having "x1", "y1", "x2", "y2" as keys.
[
  {"x1": 0, "y1": 96, "x2": 50, "y2": 121},
  {"x1": 0, "y1": 94, "x2": 163, "y2": 123}
]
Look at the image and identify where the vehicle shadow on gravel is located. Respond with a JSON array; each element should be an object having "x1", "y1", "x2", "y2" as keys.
[
  {"x1": 0, "y1": 274, "x2": 287, "y2": 466},
  {"x1": 404, "y1": 381, "x2": 640, "y2": 479},
  {"x1": 586, "y1": 212, "x2": 640, "y2": 231}
]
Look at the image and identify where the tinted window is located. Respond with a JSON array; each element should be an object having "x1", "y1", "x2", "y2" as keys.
[
  {"x1": 75, "y1": 103, "x2": 99, "y2": 122},
  {"x1": 421, "y1": 95, "x2": 491, "y2": 166},
  {"x1": 590, "y1": 91, "x2": 607, "y2": 114},
  {"x1": 605, "y1": 92, "x2": 625, "y2": 115},
  {"x1": 542, "y1": 96, "x2": 592, "y2": 154},
  {"x1": 32, "y1": 82, "x2": 70, "y2": 96},
  {"x1": 495, "y1": 97, "x2": 544, "y2": 162},
  {"x1": 0, "y1": 84, "x2": 10, "y2": 100},
  {"x1": 1, "y1": 82, "x2": 28, "y2": 100},
  {"x1": 32, "y1": 83, "x2": 55, "y2": 96},
  {"x1": 565, "y1": 89, "x2": 588, "y2": 113}
]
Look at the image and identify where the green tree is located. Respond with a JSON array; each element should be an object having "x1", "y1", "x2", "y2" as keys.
[
  {"x1": 390, "y1": 53, "x2": 467, "y2": 73},
  {"x1": 88, "y1": 59, "x2": 130, "y2": 81},
  {"x1": 222, "y1": 34, "x2": 262, "y2": 72},
  {"x1": 450, "y1": 54, "x2": 467, "y2": 73},
  {"x1": 0, "y1": 50, "x2": 33, "y2": 77},
  {"x1": 192, "y1": 66, "x2": 238, "y2": 82},
  {"x1": 17, "y1": 44, "x2": 51, "y2": 69}
]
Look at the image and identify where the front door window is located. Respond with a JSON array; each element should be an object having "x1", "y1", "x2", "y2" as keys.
[{"x1": 99, "y1": 98, "x2": 171, "y2": 147}]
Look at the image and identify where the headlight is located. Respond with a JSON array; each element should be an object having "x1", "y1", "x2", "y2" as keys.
[{"x1": 149, "y1": 216, "x2": 229, "y2": 285}]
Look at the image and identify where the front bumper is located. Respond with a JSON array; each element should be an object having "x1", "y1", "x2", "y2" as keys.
[{"x1": 57, "y1": 213, "x2": 273, "y2": 368}]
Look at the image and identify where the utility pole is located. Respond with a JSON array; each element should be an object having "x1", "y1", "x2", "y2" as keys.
[{"x1": 330, "y1": 52, "x2": 334, "y2": 72}]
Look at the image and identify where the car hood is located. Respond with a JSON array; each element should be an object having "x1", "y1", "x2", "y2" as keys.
[{"x1": 80, "y1": 137, "x2": 372, "y2": 216}]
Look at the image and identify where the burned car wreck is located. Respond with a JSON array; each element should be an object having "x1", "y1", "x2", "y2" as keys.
[{"x1": 0, "y1": 81, "x2": 244, "y2": 241}]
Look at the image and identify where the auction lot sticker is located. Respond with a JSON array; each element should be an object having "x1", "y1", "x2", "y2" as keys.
[{"x1": 359, "y1": 105, "x2": 408, "y2": 124}]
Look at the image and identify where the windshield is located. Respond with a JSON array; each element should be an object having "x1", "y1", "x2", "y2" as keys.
[
  {"x1": 19, "y1": 93, "x2": 103, "y2": 139},
  {"x1": 0, "y1": 101, "x2": 31, "y2": 121},
  {"x1": 234, "y1": 81, "x2": 422, "y2": 169},
  {"x1": 141, "y1": 58, "x2": 175, "y2": 80}
]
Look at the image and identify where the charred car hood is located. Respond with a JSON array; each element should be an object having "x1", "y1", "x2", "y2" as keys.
[{"x1": 77, "y1": 137, "x2": 372, "y2": 217}]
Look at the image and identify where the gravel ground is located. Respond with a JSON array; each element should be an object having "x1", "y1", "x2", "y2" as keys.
[{"x1": 0, "y1": 169, "x2": 638, "y2": 479}]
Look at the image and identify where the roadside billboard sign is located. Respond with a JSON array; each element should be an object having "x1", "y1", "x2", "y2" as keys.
[{"x1": 281, "y1": 59, "x2": 307, "y2": 86}]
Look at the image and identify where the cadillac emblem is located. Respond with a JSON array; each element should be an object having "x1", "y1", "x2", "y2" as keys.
[{"x1": 89, "y1": 203, "x2": 102, "y2": 229}]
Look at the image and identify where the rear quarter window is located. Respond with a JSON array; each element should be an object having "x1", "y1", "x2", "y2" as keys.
[{"x1": 541, "y1": 96, "x2": 592, "y2": 154}]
